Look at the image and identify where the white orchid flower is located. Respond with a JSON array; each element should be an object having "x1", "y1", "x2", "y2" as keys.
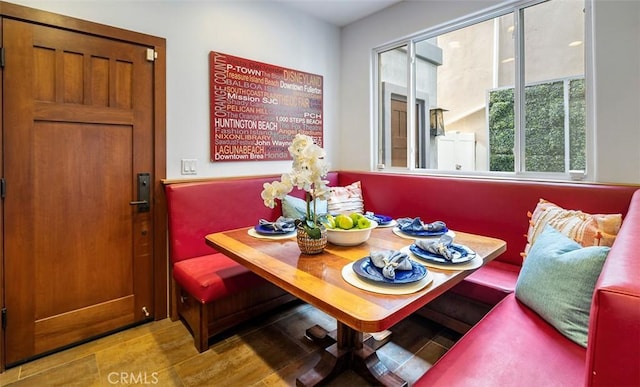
[{"x1": 260, "y1": 133, "x2": 331, "y2": 239}]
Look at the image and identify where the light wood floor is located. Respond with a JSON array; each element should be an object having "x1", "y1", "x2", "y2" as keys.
[{"x1": 0, "y1": 302, "x2": 460, "y2": 386}]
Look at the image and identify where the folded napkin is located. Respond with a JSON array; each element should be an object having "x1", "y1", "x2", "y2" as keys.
[
  {"x1": 370, "y1": 250, "x2": 413, "y2": 280},
  {"x1": 414, "y1": 235, "x2": 455, "y2": 261},
  {"x1": 364, "y1": 211, "x2": 378, "y2": 221},
  {"x1": 397, "y1": 217, "x2": 447, "y2": 233},
  {"x1": 258, "y1": 216, "x2": 296, "y2": 232}
]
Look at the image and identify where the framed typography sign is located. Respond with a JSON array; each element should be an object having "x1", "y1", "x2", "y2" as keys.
[{"x1": 209, "y1": 51, "x2": 323, "y2": 162}]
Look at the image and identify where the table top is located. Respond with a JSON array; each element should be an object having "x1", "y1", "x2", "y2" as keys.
[{"x1": 205, "y1": 227, "x2": 506, "y2": 333}]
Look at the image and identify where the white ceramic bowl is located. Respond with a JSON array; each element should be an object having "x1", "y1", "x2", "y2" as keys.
[{"x1": 326, "y1": 220, "x2": 378, "y2": 246}]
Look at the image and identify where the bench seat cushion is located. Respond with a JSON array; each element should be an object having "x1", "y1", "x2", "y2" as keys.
[
  {"x1": 451, "y1": 260, "x2": 520, "y2": 305},
  {"x1": 173, "y1": 253, "x2": 266, "y2": 304},
  {"x1": 414, "y1": 293, "x2": 586, "y2": 387}
]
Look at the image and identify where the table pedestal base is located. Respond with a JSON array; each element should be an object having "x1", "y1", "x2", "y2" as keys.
[{"x1": 297, "y1": 322, "x2": 407, "y2": 387}]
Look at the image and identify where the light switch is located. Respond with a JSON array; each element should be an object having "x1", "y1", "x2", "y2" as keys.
[{"x1": 181, "y1": 159, "x2": 197, "y2": 175}]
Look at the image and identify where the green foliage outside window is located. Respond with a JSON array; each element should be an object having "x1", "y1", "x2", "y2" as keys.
[
  {"x1": 569, "y1": 79, "x2": 586, "y2": 170},
  {"x1": 488, "y1": 88, "x2": 515, "y2": 171},
  {"x1": 524, "y1": 82, "x2": 565, "y2": 172},
  {"x1": 488, "y1": 78, "x2": 585, "y2": 173}
]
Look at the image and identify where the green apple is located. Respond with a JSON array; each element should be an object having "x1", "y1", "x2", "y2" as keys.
[
  {"x1": 335, "y1": 214, "x2": 354, "y2": 230},
  {"x1": 357, "y1": 217, "x2": 371, "y2": 229},
  {"x1": 321, "y1": 214, "x2": 336, "y2": 229}
]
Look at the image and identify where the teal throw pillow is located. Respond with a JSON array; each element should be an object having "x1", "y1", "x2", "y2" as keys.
[
  {"x1": 515, "y1": 224, "x2": 610, "y2": 347},
  {"x1": 282, "y1": 195, "x2": 328, "y2": 220}
]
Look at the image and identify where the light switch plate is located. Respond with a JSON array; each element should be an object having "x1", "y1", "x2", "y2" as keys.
[{"x1": 181, "y1": 159, "x2": 197, "y2": 175}]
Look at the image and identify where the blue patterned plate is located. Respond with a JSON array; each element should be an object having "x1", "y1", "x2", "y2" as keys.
[
  {"x1": 409, "y1": 244, "x2": 476, "y2": 264},
  {"x1": 399, "y1": 227, "x2": 449, "y2": 237},
  {"x1": 254, "y1": 224, "x2": 295, "y2": 235},
  {"x1": 352, "y1": 257, "x2": 427, "y2": 284}
]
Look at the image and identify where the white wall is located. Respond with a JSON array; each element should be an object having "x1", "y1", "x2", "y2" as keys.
[
  {"x1": 592, "y1": 0, "x2": 640, "y2": 184},
  {"x1": 9, "y1": 0, "x2": 341, "y2": 179},
  {"x1": 340, "y1": 0, "x2": 640, "y2": 184}
]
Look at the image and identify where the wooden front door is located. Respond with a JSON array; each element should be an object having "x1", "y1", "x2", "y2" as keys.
[{"x1": 3, "y1": 18, "x2": 155, "y2": 365}]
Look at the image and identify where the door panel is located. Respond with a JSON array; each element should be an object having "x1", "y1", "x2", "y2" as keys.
[
  {"x1": 4, "y1": 19, "x2": 154, "y2": 364},
  {"x1": 34, "y1": 296, "x2": 135, "y2": 354},
  {"x1": 391, "y1": 99, "x2": 407, "y2": 167},
  {"x1": 32, "y1": 122, "x2": 133, "y2": 319}
]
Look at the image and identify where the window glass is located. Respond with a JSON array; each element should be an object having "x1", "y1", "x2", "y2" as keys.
[
  {"x1": 378, "y1": 45, "x2": 413, "y2": 168},
  {"x1": 418, "y1": 15, "x2": 512, "y2": 172},
  {"x1": 522, "y1": 0, "x2": 585, "y2": 173}
]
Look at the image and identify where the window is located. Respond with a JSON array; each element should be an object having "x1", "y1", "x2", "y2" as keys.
[{"x1": 374, "y1": 0, "x2": 588, "y2": 178}]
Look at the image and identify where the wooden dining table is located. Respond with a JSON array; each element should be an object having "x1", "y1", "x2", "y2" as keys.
[{"x1": 205, "y1": 226, "x2": 506, "y2": 386}]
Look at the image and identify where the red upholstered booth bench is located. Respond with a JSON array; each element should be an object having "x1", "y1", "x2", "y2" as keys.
[
  {"x1": 413, "y1": 189, "x2": 640, "y2": 386},
  {"x1": 331, "y1": 171, "x2": 638, "y2": 385},
  {"x1": 164, "y1": 173, "x2": 339, "y2": 352}
]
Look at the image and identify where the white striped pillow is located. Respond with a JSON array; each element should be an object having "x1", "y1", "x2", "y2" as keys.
[{"x1": 327, "y1": 181, "x2": 364, "y2": 215}]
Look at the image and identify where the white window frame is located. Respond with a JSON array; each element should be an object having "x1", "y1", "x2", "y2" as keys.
[{"x1": 372, "y1": 0, "x2": 593, "y2": 181}]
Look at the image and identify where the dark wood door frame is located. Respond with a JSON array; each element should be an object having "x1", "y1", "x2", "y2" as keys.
[{"x1": 0, "y1": 2, "x2": 167, "y2": 371}]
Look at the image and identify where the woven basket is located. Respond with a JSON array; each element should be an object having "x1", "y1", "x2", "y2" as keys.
[{"x1": 296, "y1": 226, "x2": 327, "y2": 255}]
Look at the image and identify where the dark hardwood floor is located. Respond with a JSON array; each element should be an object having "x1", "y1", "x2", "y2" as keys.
[{"x1": 0, "y1": 301, "x2": 460, "y2": 386}]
